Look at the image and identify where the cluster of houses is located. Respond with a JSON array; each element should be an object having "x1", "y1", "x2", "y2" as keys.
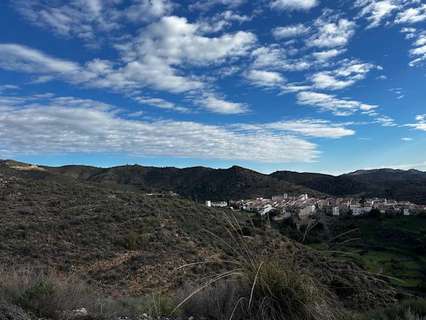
[{"x1": 206, "y1": 193, "x2": 426, "y2": 221}]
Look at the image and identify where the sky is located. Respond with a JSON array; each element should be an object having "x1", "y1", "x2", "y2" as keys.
[{"x1": 0, "y1": 0, "x2": 425, "y2": 174}]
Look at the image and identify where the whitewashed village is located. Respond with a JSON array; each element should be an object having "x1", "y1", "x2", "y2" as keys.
[{"x1": 206, "y1": 193, "x2": 426, "y2": 222}]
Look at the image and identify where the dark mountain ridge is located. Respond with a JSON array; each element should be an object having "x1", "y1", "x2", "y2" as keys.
[
  {"x1": 9, "y1": 161, "x2": 320, "y2": 201},
  {"x1": 2, "y1": 160, "x2": 426, "y2": 204}
]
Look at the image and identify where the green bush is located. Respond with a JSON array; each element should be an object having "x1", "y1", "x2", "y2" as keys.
[{"x1": 18, "y1": 279, "x2": 56, "y2": 317}]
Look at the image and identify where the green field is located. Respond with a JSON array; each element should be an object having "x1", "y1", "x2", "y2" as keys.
[{"x1": 281, "y1": 215, "x2": 426, "y2": 295}]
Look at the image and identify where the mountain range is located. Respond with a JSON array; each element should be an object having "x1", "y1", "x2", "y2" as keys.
[{"x1": 2, "y1": 160, "x2": 426, "y2": 204}]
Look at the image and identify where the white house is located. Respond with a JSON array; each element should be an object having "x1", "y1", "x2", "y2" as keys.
[
  {"x1": 206, "y1": 201, "x2": 227, "y2": 208},
  {"x1": 299, "y1": 194, "x2": 309, "y2": 201},
  {"x1": 260, "y1": 204, "x2": 275, "y2": 216},
  {"x1": 351, "y1": 206, "x2": 372, "y2": 216},
  {"x1": 299, "y1": 205, "x2": 316, "y2": 218},
  {"x1": 272, "y1": 193, "x2": 289, "y2": 201},
  {"x1": 332, "y1": 206, "x2": 340, "y2": 216}
]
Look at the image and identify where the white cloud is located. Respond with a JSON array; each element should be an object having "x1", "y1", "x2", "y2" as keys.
[
  {"x1": 100, "y1": 58, "x2": 205, "y2": 93},
  {"x1": 355, "y1": 0, "x2": 399, "y2": 28},
  {"x1": 396, "y1": 4, "x2": 426, "y2": 24},
  {"x1": 0, "y1": 94, "x2": 319, "y2": 163},
  {"x1": 0, "y1": 17, "x2": 256, "y2": 103},
  {"x1": 109, "y1": 15, "x2": 255, "y2": 94},
  {"x1": 310, "y1": 60, "x2": 378, "y2": 90},
  {"x1": 0, "y1": 84, "x2": 20, "y2": 93},
  {"x1": 296, "y1": 91, "x2": 378, "y2": 115},
  {"x1": 407, "y1": 114, "x2": 426, "y2": 131},
  {"x1": 190, "y1": 0, "x2": 246, "y2": 11},
  {"x1": 251, "y1": 46, "x2": 311, "y2": 71},
  {"x1": 234, "y1": 119, "x2": 355, "y2": 138},
  {"x1": 245, "y1": 69, "x2": 286, "y2": 87},
  {"x1": 126, "y1": 0, "x2": 174, "y2": 22},
  {"x1": 409, "y1": 33, "x2": 426, "y2": 66},
  {"x1": 401, "y1": 137, "x2": 413, "y2": 141},
  {"x1": 0, "y1": 44, "x2": 82, "y2": 75},
  {"x1": 308, "y1": 16, "x2": 356, "y2": 48},
  {"x1": 14, "y1": 0, "x2": 174, "y2": 44},
  {"x1": 198, "y1": 10, "x2": 251, "y2": 33},
  {"x1": 122, "y1": 16, "x2": 256, "y2": 66},
  {"x1": 354, "y1": 2, "x2": 426, "y2": 67},
  {"x1": 312, "y1": 49, "x2": 346, "y2": 61},
  {"x1": 263, "y1": 119, "x2": 355, "y2": 138},
  {"x1": 272, "y1": 24, "x2": 310, "y2": 39},
  {"x1": 133, "y1": 96, "x2": 190, "y2": 113},
  {"x1": 0, "y1": 43, "x2": 99, "y2": 85},
  {"x1": 375, "y1": 115, "x2": 397, "y2": 127},
  {"x1": 199, "y1": 94, "x2": 248, "y2": 114},
  {"x1": 270, "y1": 0, "x2": 319, "y2": 11},
  {"x1": 0, "y1": 43, "x2": 203, "y2": 94}
]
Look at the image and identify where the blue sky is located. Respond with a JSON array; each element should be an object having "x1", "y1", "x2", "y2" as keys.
[{"x1": 0, "y1": 0, "x2": 425, "y2": 174}]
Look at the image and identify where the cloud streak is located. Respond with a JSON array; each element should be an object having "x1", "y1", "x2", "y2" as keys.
[
  {"x1": 296, "y1": 91, "x2": 377, "y2": 116},
  {"x1": 0, "y1": 94, "x2": 331, "y2": 163}
]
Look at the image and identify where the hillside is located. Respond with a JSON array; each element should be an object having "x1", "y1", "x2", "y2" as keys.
[
  {"x1": 0, "y1": 162, "x2": 234, "y2": 295},
  {"x1": 0, "y1": 161, "x2": 396, "y2": 312}
]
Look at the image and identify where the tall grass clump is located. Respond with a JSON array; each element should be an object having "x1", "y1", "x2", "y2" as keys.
[{"x1": 176, "y1": 213, "x2": 344, "y2": 320}]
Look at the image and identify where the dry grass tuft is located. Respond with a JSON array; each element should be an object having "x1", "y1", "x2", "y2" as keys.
[{"x1": 175, "y1": 213, "x2": 345, "y2": 320}]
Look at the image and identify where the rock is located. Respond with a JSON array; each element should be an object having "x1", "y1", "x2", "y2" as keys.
[
  {"x1": 0, "y1": 302, "x2": 31, "y2": 320},
  {"x1": 63, "y1": 307, "x2": 93, "y2": 320},
  {"x1": 72, "y1": 308, "x2": 88, "y2": 317}
]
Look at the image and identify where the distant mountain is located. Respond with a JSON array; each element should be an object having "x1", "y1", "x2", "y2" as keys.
[
  {"x1": 42, "y1": 164, "x2": 320, "y2": 201},
  {"x1": 342, "y1": 168, "x2": 426, "y2": 204},
  {"x1": 272, "y1": 168, "x2": 426, "y2": 204},
  {"x1": 270, "y1": 171, "x2": 368, "y2": 196},
  {"x1": 2, "y1": 160, "x2": 426, "y2": 204}
]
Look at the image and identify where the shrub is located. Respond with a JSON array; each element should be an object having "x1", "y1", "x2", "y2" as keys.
[
  {"x1": 119, "y1": 294, "x2": 178, "y2": 318},
  {"x1": 0, "y1": 266, "x2": 112, "y2": 319}
]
